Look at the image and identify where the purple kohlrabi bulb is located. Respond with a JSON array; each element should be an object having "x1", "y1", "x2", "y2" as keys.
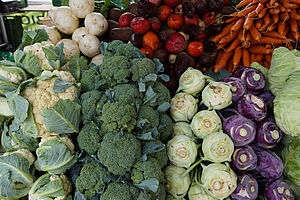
[
  {"x1": 264, "y1": 179, "x2": 294, "y2": 200},
  {"x1": 220, "y1": 77, "x2": 246, "y2": 103},
  {"x1": 256, "y1": 118, "x2": 282, "y2": 149},
  {"x1": 231, "y1": 145, "x2": 257, "y2": 171},
  {"x1": 231, "y1": 173, "x2": 259, "y2": 200}
]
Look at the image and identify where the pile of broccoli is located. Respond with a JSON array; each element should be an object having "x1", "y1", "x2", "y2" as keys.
[{"x1": 74, "y1": 41, "x2": 173, "y2": 200}]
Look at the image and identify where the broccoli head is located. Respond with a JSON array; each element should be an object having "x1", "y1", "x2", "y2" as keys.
[
  {"x1": 112, "y1": 83, "x2": 142, "y2": 105},
  {"x1": 80, "y1": 67, "x2": 103, "y2": 92},
  {"x1": 80, "y1": 90, "x2": 107, "y2": 124},
  {"x1": 138, "y1": 105, "x2": 160, "y2": 129},
  {"x1": 100, "y1": 182, "x2": 140, "y2": 200},
  {"x1": 75, "y1": 163, "x2": 111, "y2": 199},
  {"x1": 131, "y1": 157, "x2": 164, "y2": 184},
  {"x1": 107, "y1": 40, "x2": 124, "y2": 53},
  {"x1": 153, "y1": 82, "x2": 171, "y2": 106},
  {"x1": 101, "y1": 101, "x2": 137, "y2": 133},
  {"x1": 97, "y1": 132, "x2": 141, "y2": 176},
  {"x1": 158, "y1": 114, "x2": 173, "y2": 143},
  {"x1": 131, "y1": 58, "x2": 156, "y2": 82},
  {"x1": 77, "y1": 122, "x2": 103, "y2": 155},
  {"x1": 115, "y1": 43, "x2": 145, "y2": 59},
  {"x1": 99, "y1": 56, "x2": 131, "y2": 87}
]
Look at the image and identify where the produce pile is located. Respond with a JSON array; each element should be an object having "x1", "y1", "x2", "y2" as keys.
[
  {"x1": 213, "y1": 0, "x2": 300, "y2": 72},
  {"x1": 165, "y1": 52, "x2": 300, "y2": 199}
]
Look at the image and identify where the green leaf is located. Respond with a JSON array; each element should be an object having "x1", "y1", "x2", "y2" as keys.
[
  {"x1": 100, "y1": 41, "x2": 109, "y2": 56},
  {"x1": 136, "y1": 127, "x2": 159, "y2": 141},
  {"x1": 7, "y1": 93, "x2": 29, "y2": 124},
  {"x1": 17, "y1": 29, "x2": 49, "y2": 50},
  {"x1": 133, "y1": 178, "x2": 159, "y2": 193},
  {"x1": 143, "y1": 86, "x2": 159, "y2": 105},
  {"x1": 42, "y1": 43, "x2": 66, "y2": 70},
  {"x1": 53, "y1": 78, "x2": 74, "y2": 94},
  {"x1": 42, "y1": 99, "x2": 81, "y2": 134},
  {"x1": 14, "y1": 50, "x2": 25, "y2": 67},
  {"x1": 0, "y1": 77, "x2": 18, "y2": 96},
  {"x1": 68, "y1": 56, "x2": 89, "y2": 81},
  {"x1": 203, "y1": 69, "x2": 232, "y2": 81},
  {"x1": 158, "y1": 74, "x2": 170, "y2": 82},
  {"x1": 139, "y1": 141, "x2": 165, "y2": 161},
  {"x1": 1, "y1": 118, "x2": 15, "y2": 151},
  {"x1": 157, "y1": 102, "x2": 171, "y2": 113},
  {"x1": 21, "y1": 51, "x2": 43, "y2": 77},
  {"x1": 153, "y1": 58, "x2": 164, "y2": 73},
  {"x1": 74, "y1": 190, "x2": 87, "y2": 200}
]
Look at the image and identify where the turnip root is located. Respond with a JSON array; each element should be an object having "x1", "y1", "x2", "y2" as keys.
[
  {"x1": 72, "y1": 27, "x2": 88, "y2": 43},
  {"x1": 48, "y1": 6, "x2": 79, "y2": 35},
  {"x1": 91, "y1": 54, "x2": 104, "y2": 66},
  {"x1": 69, "y1": 0, "x2": 95, "y2": 18},
  {"x1": 57, "y1": 39, "x2": 80, "y2": 58},
  {"x1": 38, "y1": 25, "x2": 61, "y2": 44},
  {"x1": 84, "y1": 12, "x2": 108, "y2": 36},
  {"x1": 79, "y1": 34, "x2": 100, "y2": 57}
]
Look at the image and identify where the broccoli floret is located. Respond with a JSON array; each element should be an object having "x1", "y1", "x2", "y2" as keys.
[
  {"x1": 158, "y1": 114, "x2": 173, "y2": 143},
  {"x1": 101, "y1": 101, "x2": 137, "y2": 133},
  {"x1": 131, "y1": 58, "x2": 156, "y2": 82},
  {"x1": 97, "y1": 132, "x2": 141, "y2": 176},
  {"x1": 77, "y1": 122, "x2": 103, "y2": 155},
  {"x1": 147, "y1": 183, "x2": 166, "y2": 200},
  {"x1": 99, "y1": 56, "x2": 131, "y2": 87},
  {"x1": 100, "y1": 182, "x2": 140, "y2": 200},
  {"x1": 115, "y1": 43, "x2": 145, "y2": 59},
  {"x1": 131, "y1": 157, "x2": 164, "y2": 184},
  {"x1": 113, "y1": 84, "x2": 142, "y2": 105},
  {"x1": 153, "y1": 82, "x2": 171, "y2": 106},
  {"x1": 75, "y1": 163, "x2": 111, "y2": 199},
  {"x1": 138, "y1": 105, "x2": 159, "y2": 129},
  {"x1": 80, "y1": 90, "x2": 103, "y2": 123},
  {"x1": 80, "y1": 67, "x2": 102, "y2": 92},
  {"x1": 107, "y1": 40, "x2": 124, "y2": 53},
  {"x1": 147, "y1": 140, "x2": 168, "y2": 169}
]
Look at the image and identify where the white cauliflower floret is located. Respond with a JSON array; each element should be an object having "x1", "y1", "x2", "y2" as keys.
[
  {"x1": 3, "y1": 149, "x2": 35, "y2": 166},
  {"x1": 50, "y1": 174, "x2": 72, "y2": 200},
  {"x1": 23, "y1": 41, "x2": 54, "y2": 71},
  {"x1": 23, "y1": 70, "x2": 76, "y2": 137},
  {"x1": 40, "y1": 136, "x2": 75, "y2": 152},
  {"x1": 0, "y1": 69, "x2": 22, "y2": 84}
]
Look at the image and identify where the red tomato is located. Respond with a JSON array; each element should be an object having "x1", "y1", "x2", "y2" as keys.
[
  {"x1": 167, "y1": 14, "x2": 184, "y2": 30},
  {"x1": 157, "y1": 5, "x2": 173, "y2": 21},
  {"x1": 187, "y1": 41, "x2": 204, "y2": 57},
  {"x1": 202, "y1": 12, "x2": 216, "y2": 24},
  {"x1": 195, "y1": 32, "x2": 207, "y2": 42},
  {"x1": 140, "y1": 46, "x2": 154, "y2": 58}
]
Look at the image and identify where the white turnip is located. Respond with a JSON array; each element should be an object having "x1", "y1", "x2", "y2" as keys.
[
  {"x1": 84, "y1": 12, "x2": 108, "y2": 36},
  {"x1": 57, "y1": 39, "x2": 80, "y2": 58},
  {"x1": 69, "y1": 0, "x2": 95, "y2": 18},
  {"x1": 79, "y1": 34, "x2": 100, "y2": 57}
]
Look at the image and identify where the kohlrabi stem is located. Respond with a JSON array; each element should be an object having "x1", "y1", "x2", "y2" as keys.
[
  {"x1": 204, "y1": 75, "x2": 215, "y2": 82},
  {"x1": 182, "y1": 159, "x2": 202, "y2": 177}
]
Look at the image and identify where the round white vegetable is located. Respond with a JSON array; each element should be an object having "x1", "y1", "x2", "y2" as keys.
[
  {"x1": 38, "y1": 26, "x2": 61, "y2": 45},
  {"x1": 91, "y1": 54, "x2": 104, "y2": 66},
  {"x1": 79, "y1": 34, "x2": 100, "y2": 57},
  {"x1": 84, "y1": 12, "x2": 108, "y2": 36},
  {"x1": 72, "y1": 27, "x2": 88, "y2": 44},
  {"x1": 48, "y1": 6, "x2": 79, "y2": 35},
  {"x1": 57, "y1": 39, "x2": 80, "y2": 58},
  {"x1": 69, "y1": 0, "x2": 95, "y2": 18}
]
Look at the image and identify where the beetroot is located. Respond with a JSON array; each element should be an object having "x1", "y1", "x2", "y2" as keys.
[
  {"x1": 130, "y1": 17, "x2": 151, "y2": 34},
  {"x1": 163, "y1": 0, "x2": 182, "y2": 7},
  {"x1": 149, "y1": 0, "x2": 162, "y2": 6},
  {"x1": 118, "y1": 12, "x2": 134, "y2": 27},
  {"x1": 165, "y1": 32, "x2": 186, "y2": 53},
  {"x1": 149, "y1": 17, "x2": 161, "y2": 32}
]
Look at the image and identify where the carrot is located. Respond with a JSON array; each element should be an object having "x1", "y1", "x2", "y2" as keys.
[
  {"x1": 290, "y1": 19, "x2": 299, "y2": 38},
  {"x1": 249, "y1": 45, "x2": 274, "y2": 54},
  {"x1": 255, "y1": 3, "x2": 265, "y2": 14},
  {"x1": 231, "y1": 18, "x2": 245, "y2": 32},
  {"x1": 263, "y1": 31, "x2": 286, "y2": 39},
  {"x1": 245, "y1": 31, "x2": 252, "y2": 41},
  {"x1": 219, "y1": 31, "x2": 239, "y2": 45},
  {"x1": 263, "y1": 60, "x2": 270, "y2": 69},
  {"x1": 214, "y1": 51, "x2": 233, "y2": 72},
  {"x1": 217, "y1": 42, "x2": 227, "y2": 50},
  {"x1": 243, "y1": 14, "x2": 254, "y2": 30},
  {"x1": 215, "y1": 51, "x2": 224, "y2": 67},
  {"x1": 227, "y1": 57, "x2": 234, "y2": 72},
  {"x1": 287, "y1": 43, "x2": 294, "y2": 50},
  {"x1": 289, "y1": 3, "x2": 300, "y2": 9},
  {"x1": 270, "y1": 0, "x2": 278, "y2": 5},
  {"x1": 211, "y1": 22, "x2": 236, "y2": 43},
  {"x1": 280, "y1": 12, "x2": 289, "y2": 21},
  {"x1": 278, "y1": 3, "x2": 286, "y2": 12},
  {"x1": 238, "y1": 29, "x2": 246, "y2": 41},
  {"x1": 290, "y1": 9, "x2": 300, "y2": 20},
  {"x1": 267, "y1": 23, "x2": 278, "y2": 32},
  {"x1": 251, "y1": 54, "x2": 264, "y2": 63},
  {"x1": 258, "y1": 8, "x2": 268, "y2": 18},
  {"x1": 289, "y1": 0, "x2": 300, "y2": 3},
  {"x1": 250, "y1": 26, "x2": 261, "y2": 40},
  {"x1": 259, "y1": 0, "x2": 270, "y2": 3},
  {"x1": 283, "y1": 26, "x2": 290, "y2": 36},
  {"x1": 256, "y1": 19, "x2": 263, "y2": 29},
  {"x1": 269, "y1": 8, "x2": 280, "y2": 15},
  {"x1": 236, "y1": 0, "x2": 253, "y2": 8},
  {"x1": 263, "y1": 12, "x2": 271, "y2": 24},
  {"x1": 242, "y1": 48, "x2": 250, "y2": 67},
  {"x1": 250, "y1": 53, "x2": 256, "y2": 63},
  {"x1": 265, "y1": 54, "x2": 272, "y2": 64},
  {"x1": 251, "y1": 36, "x2": 291, "y2": 44},
  {"x1": 236, "y1": 5, "x2": 257, "y2": 17},
  {"x1": 273, "y1": 14, "x2": 279, "y2": 23},
  {"x1": 227, "y1": 38, "x2": 241, "y2": 51},
  {"x1": 242, "y1": 41, "x2": 251, "y2": 48},
  {"x1": 278, "y1": 21, "x2": 286, "y2": 35},
  {"x1": 233, "y1": 47, "x2": 243, "y2": 66},
  {"x1": 225, "y1": 17, "x2": 239, "y2": 23}
]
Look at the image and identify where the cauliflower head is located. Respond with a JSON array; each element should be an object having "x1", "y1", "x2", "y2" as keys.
[{"x1": 23, "y1": 70, "x2": 77, "y2": 137}]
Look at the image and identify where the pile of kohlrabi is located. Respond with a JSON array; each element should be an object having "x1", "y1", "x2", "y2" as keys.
[{"x1": 166, "y1": 65, "x2": 295, "y2": 200}]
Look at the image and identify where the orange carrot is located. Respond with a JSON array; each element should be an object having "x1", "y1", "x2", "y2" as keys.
[
  {"x1": 290, "y1": 9, "x2": 300, "y2": 20},
  {"x1": 256, "y1": 19, "x2": 263, "y2": 29},
  {"x1": 255, "y1": 3, "x2": 264, "y2": 14},
  {"x1": 263, "y1": 60, "x2": 270, "y2": 69},
  {"x1": 278, "y1": 3, "x2": 286, "y2": 12},
  {"x1": 238, "y1": 29, "x2": 246, "y2": 41},
  {"x1": 265, "y1": 54, "x2": 272, "y2": 64},
  {"x1": 211, "y1": 22, "x2": 236, "y2": 43},
  {"x1": 283, "y1": 26, "x2": 289, "y2": 36},
  {"x1": 225, "y1": 17, "x2": 239, "y2": 23},
  {"x1": 219, "y1": 31, "x2": 239, "y2": 45},
  {"x1": 263, "y1": 31, "x2": 286, "y2": 39},
  {"x1": 231, "y1": 18, "x2": 245, "y2": 32},
  {"x1": 214, "y1": 51, "x2": 233, "y2": 72},
  {"x1": 290, "y1": 19, "x2": 299, "y2": 40},
  {"x1": 278, "y1": 21, "x2": 286, "y2": 35},
  {"x1": 251, "y1": 36, "x2": 291, "y2": 44},
  {"x1": 267, "y1": 23, "x2": 278, "y2": 32},
  {"x1": 233, "y1": 48, "x2": 243, "y2": 66},
  {"x1": 258, "y1": 8, "x2": 268, "y2": 18},
  {"x1": 236, "y1": 0, "x2": 253, "y2": 8},
  {"x1": 242, "y1": 41, "x2": 251, "y2": 48},
  {"x1": 250, "y1": 26, "x2": 261, "y2": 40},
  {"x1": 217, "y1": 42, "x2": 227, "y2": 50},
  {"x1": 273, "y1": 14, "x2": 279, "y2": 23},
  {"x1": 270, "y1": 0, "x2": 278, "y2": 5},
  {"x1": 280, "y1": 12, "x2": 289, "y2": 21},
  {"x1": 289, "y1": 0, "x2": 300, "y2": 3},
  {"x1": 245, "y1": 31, "x2": 252, "y2": 41},
  {"x1": 250, "y1": 53, "x2": 256, "y2": 63},
  {"x1": 249, "y1": 45, "x2": 274, "y2": 54},
  {"x1": 259, "y1": 0, "x2": 269, "y2": 3},
  {"x1": 227, "y1": 57, "x2": 234, "y2": 72},
  {"x1": 242, "y1": 48, "x2": 250, "y2": 67},
  {"x1": 269, "y1": 8, "x2": 280, "y2": 15},
  {"x1": 289, "y1": 3, "x2": 300, "y2": 9},
  {"x1": 263, "y1": 12, "x2": 271, "y2": 24},
  {"x1": 236, "y1": 5, "x2": 257, "y2": 17},
  {"x1": 243, "y1": 14, "x2": 254, "y2": 30},
  {"x1": 227, "y1": 38, "x2": 241, "y2": 51},
  {"x1": 215, "y1": 51, "x2": 224, "y2": 67}
]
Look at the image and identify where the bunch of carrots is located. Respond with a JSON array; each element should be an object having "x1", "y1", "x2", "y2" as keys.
[{"x1": 212, "y1": 0, "x2": 300, "y2": 72}]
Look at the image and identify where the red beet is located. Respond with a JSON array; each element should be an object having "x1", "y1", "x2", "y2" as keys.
[
  {"x1": 130, "y1": 17, "x2": 151, "y2": 34},
  {"x1": 149, "y1": 17, "x2": 161, "y2": 32},
  {"x1": 118, "y1": 12, "x2": 134, "y2": 27},
  {"x1": 165, "y1": 32, "x2": 186, "y2": 54},
  {"x1": 184, "y1": 15, "x2": 199, "y2": 25},
  {"x1": 149, "y1": 0, "x2": 162, "y2": 6},
  {"x1": 163, "y1": 0, "x2": 182, "y2": 7}
]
